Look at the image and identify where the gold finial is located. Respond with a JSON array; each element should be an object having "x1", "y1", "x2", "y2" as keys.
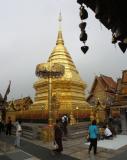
[
  {"x1": 58, "y1": 11, "x2": 62, "y2": 31},
  {"x1": 56, "y1": 11, "x2": 64, "y2": 45},
  {"x1": 58, "y1": 11, "x2": 62, "y2": 22}
]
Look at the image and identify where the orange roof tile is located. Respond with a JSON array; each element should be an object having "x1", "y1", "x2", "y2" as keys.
[{"x1": 100, "y1": 75, "x2": 117, "y2": 90}]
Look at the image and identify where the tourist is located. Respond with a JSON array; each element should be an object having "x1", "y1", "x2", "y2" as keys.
[
  {"x1": 0, "y1": 119, "x2": 2, "y2": 134},
  {"x1": 61, "y1": 114, "x2": 68, "y2": 137},
  {"x1": 14, "y1": 120, "x2": 22, "y2": 148},
  {"x1": 88, "y1": 120, "x2": 98, "y2": 155},
  {"x1": 104, "y1": 125, "x2": 112, "y2": 139},
  {"x1": 53, "y1": 119, "x2": 63, "y2": 153},
  {"x1": 5, "y1": 117, "x2": 12, "y2": 135}
]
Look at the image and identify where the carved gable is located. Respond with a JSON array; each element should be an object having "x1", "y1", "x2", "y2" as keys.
[
  {"x1": 93, "y1": 81, "x2": 106, "y2": 99},
  {"x1": 122, "y1": 70, "x2": 127, "y2": 83},
  {"x1": 121, "y1": 70, "x2": 127, "y2": 94}
]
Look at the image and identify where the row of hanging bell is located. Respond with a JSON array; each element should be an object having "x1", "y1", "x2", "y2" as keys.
[{"x1": 78, "y1": 1, "x2": 89, "y2": 54}]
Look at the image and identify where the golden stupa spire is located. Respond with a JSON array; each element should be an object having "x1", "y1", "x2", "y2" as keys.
[
  {"x1": 32, "y1": 11, "x2": 90, "y2": 116},
  {"x1": 58, "y1": 11, "x2": 62, "y2": 30},
  {"x1": 56, "y1": 12, "x2": 64, "y2": 45}
]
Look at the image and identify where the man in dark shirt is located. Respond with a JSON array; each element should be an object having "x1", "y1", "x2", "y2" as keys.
[
  {"x1": 53, "y1": 119, "x2": 63, "y2": 153},
  {"x1": 6, "y1": 117, "x2": 12, "y2": 135}
]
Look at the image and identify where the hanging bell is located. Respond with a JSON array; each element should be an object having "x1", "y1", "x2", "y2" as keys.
[
  {"x1": 80, "y1": 6, "x2": 88, "y2": 20},
  {"x1": 115, "y1": 27, "x2": 123, "y2": 40},
  {"x1": 79, "y1": 22, "x2": 86, "y2": 31},
  {"x1": 112, "y1": 35, "x2": 117, "y2": 44},
  {"x1": 123, "y1": 37, "x2": 127, "y2": 44},
  {"x1": 77, "y1": 0, "x2": 84, "y2": 5},
  {"x1": 81, "y1": 46, "x2": 89, "y2": 54},
  {"x1": 118, "y1": 42, "x2": 127, "y2": 53},
  {"x1": 80, "y1": 31, "x2": 87, "y2": 41}
]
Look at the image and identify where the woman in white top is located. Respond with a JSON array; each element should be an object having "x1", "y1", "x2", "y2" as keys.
[
  {"x1": 14, "y1": 120, "x2": 22, "y2": 147},
  {"x1": 104, "y1": 125, "x2": 112, "y2": 139}
]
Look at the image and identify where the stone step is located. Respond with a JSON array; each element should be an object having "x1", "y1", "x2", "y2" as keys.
[
  {"x1": 11, "y1": 125, "x2": 39, "y2": 140},
  {"x1": 67, "y1": 122, "x2": 90, "y2": 139},
  {"x1": 68, "y1": 125, "x2": 88, "y2": 132},
  {"x1": 68, "y1": 130, "x2": 85, "y2": 139},
  {"x1": 11, "y1": 122, "x2": 90, "y2": 140}
]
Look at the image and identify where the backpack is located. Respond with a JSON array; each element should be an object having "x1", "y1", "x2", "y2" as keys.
[{"x1": 64, "y1": 116, "x2": 68, "y2": 124}]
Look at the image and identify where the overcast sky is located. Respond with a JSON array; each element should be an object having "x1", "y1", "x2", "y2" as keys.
[{"x1": 0, "y1": 0, "x2": 127, "y2": 100}]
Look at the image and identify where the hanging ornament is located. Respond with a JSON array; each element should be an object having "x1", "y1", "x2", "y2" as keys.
[
  {"x1": 81, "y1": 46, "x2": 89, "y2": 54},
  {"x1": 118, "y1": 42, "x2": 127, "y2": 53},
  {"x1": 79, "y1": 22, "x2": 87, "y2": 31},
  {"x1": 80, "y1": 31, "x2": 87, "y2": 41},
  {"x1": 80, "y1": 6, "x2": 88, "y2": 20}
]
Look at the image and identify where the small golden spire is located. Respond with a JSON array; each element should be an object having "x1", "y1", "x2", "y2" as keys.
[
  {"x1": 58, "y1": 11, "x2": 62, "y2": 22},
  {"x1": 58, "y1": 11, "x2": 62, "y2": 31},
  {"x1": 56, "y1": 12, "x2": 64, "y2": 45}
]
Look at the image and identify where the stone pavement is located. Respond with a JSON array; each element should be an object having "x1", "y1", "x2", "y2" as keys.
[
  {"x1": 0, "y1": 140, "x2": 39, "y2": 160},
  {"x1": 1, "y1": 134, "x2": 127, "y2": 160},
  {"x1": 94, "y1": 135, "x2": 127, "y2": 150}
]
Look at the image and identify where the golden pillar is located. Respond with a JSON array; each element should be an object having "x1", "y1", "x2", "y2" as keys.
[
  {"x1": 91, "y1": 98, "x2": 106, "y2": 123},
  {"x1": 90, "y1": 108, "x2": 94, "y2": 122},
  {"x1": 95, "y1": 112, "x2": 99, "y2": 124},
  {"x1": 36, "y1": 62, "x2": 64, "y2": 141},
  {"x1": 76, "y1": 106, "x2": 79, "y2": 123},
  {"x1": 69, "y1": 112, "x2": 76, "y2": 125},
  {"x1": 48, "y1": 76, "x2": 52, "y2": 126}
]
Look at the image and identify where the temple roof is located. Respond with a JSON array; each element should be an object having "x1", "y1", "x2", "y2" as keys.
[
  {"x1": 78, "y1": 0, "x2": 127, "y2": 53},
  {"x1": 0, "y1": 93, "x2": 3, "y2": 102},
  {"x1": 116, "y1": 70, "x2": 127, "y2": 95},
  {"x1": 82, "y1": 0, "x2": 127, "y2": 30},
  {"x1": 90, "y1": 74, "x2": 117, "y2": 94},
  {"x1": 112, "y1": 70, "x2": 127, "y2": 107},
  {"x1": 8, "y1": 96, "x2": 33, "y2": 111},
  {"x1": 100, "y1": 75, "x2": 117, "y2": 90}
]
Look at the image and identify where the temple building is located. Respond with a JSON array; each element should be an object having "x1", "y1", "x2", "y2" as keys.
[
  {"x1": 6, "y1": 97, "x2": 33, "y2": 122},
  {"x1": 6, "y1": 15, "x2": 90, "y2": 122},
  {"x1": 0, "y1": 93, "x2": 4, "y2": 120},
  {"x1": 31, "y1": 14, "x2": 90, "y2": 120},
  {"x1": 112, "y1": 70, "x2": 127, "y2": 134},
  {"x1": 87, "y1": 74, "x2": 117, "y2": 105},
  {"x1": 7, "y1": 97, "x2": 33, "y2": 111},
  {"x1": 0, "y1": 93, "x2": 3, "y2": 108},
  {"x1": 87, "y1": 74, "x2": 117, "y2": 121}
]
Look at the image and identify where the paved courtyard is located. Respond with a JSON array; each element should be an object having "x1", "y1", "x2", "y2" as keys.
[
  {"x1": 1, "y1": 134, "x2": 127, "y2": 160},
  {"x1": 85, "y1": 135, "x2": 127, "y2": 150}
]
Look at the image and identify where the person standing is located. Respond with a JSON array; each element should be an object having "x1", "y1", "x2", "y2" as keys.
[
  {"x1": 14, "y1": 120, "x2": 22, "y2": 148},
  {"x1": 6, "y1": 117, "x2": 12, "y2": 135},
  {"x1": 53, "y1": 119, "x2": 63, "y2": 153},
  {"x1": 0, "y1": 119, "x2": 2, "y2": 134},
  {"x1": 88, "y1": 120, "x2": 98, "y2": 155},
  {"x1": 62, "y1": 115, "x2": 68, "y2": 137}
]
